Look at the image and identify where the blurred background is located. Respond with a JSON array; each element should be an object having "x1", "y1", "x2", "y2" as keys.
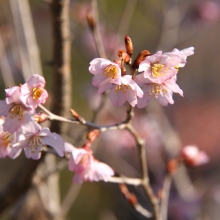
[{"x1": 0, "y1": 0, "x2": 220, "y2": 219}]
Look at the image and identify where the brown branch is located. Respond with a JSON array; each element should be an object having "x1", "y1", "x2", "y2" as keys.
[
  {"x1": 50, "y1": 0, "x2": 72, "y2": 133},
  {"x1": 126, "y1": 124, "x2": 161, "y2": 220}
]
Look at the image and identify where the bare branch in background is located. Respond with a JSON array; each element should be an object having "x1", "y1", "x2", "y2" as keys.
[
  {"x1": 10, "y1": 0, "x2": 43, "y2": 80},
  {"x1": 89, "y1": 0, "x2": 107, "y2": 58},
  {"x1": 61, "y1": 184, "x2": 82, "y2": 217},
  {"x1": 116, "y1": 0, "x2": 138, "y2": 46},
  {"x1": 0, "y1": 34, "x2": 15, "y2": 86}
]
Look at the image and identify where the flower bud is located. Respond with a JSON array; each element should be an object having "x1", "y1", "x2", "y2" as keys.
[
  {"x1": 34, "y1": 112, "x2": 48, "y2": 123},
  {"x1": 70, "y1": 109, "x2": 80, "y2": 120},
  {"x1": 86, "y1": 10, "x2": 95, "y2": 31},
  {"x1": 125, "y1": 35, "x2": 133, "y2": 56},
  {"x1": 132, "y1": 50, "x2": 151, "y2": 69},
  {"x1": 167, "y1": 159, "x2": 178, "y2": 174},
  {"x1": 86, "y1": 129, "x2": 100, "y2": 142},
  {"x1": 181, "y1": 145, "x2": 209, "y2": 167},
  {"x1": 118, "y1": 50, "x2": 130, "y2": 63}
]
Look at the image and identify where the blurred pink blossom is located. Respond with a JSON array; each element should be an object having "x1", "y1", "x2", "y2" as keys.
[
  {"x1": 67, "y1": 143, "x2": 114, "y2": 184},
  {"x1": 198, "y1": 1, "x2": 220, "y2": 22},
  {"x1": 181, "y1": 145, "x2": 209, "y2": 166}
]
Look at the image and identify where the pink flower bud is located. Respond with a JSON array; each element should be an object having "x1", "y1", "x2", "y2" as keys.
[{"x1": 181, "y1": 145, "x2": 209, "y2": 166}]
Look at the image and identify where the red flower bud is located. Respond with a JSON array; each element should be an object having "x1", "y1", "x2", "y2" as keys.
[
  {"x1": 132, "y1": 50, "x2": 151, "y2": 69},
  {"x1": 125, "y1": 35, "x2": 133, "y2": 56}
]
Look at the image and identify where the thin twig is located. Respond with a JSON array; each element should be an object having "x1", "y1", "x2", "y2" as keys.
[
  {"x1": 33, "y1": 159, "x2": 67, "y2": 186},
  {"x1": 91, "y1": 0, "x2": 106, "y2": 58},
  {"x1": 160, "y1": 174, "x2": 172, "y2": 220},
  {"x1": 39, "y1": 104, "x2": 128, "y2": 131},
  {"x1": 126, "y1": 124, "x2": 161, "y2": 220},
  {"x1": 61, "y1": 184, "x2": 82, "y2": 217},
  {"x1": 106, "y1": 176, "x2": 142, "y2": 186}
]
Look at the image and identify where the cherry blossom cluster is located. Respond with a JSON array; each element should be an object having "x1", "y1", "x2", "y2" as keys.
[
  {"x1": 0, "y1": 74, "x2": 65, "y2": 160},
  {"x1": 0, "y1": 74, "x2": 114, "y2": 183},
  {"x1": 89, "y1": 36, "x2": 194, "y2": 107},
  {"x1": 0, "y1": 38, "x2": 209, "y2": 186}
]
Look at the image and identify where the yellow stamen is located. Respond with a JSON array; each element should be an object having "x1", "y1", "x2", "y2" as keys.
[
  {"x1": 151, "y1": 63, "x2": 168, "y2": 77},
  {"x1": 149, "y1": 84, "x2": 167, "y2": 98},
  {"x1": 28, "y1": 136, "x2": 45, "y2": 153},
  {"x1": 104, "y1": 64, "x2": 118, "y2": 79},
  {"x1": 0, "y1": 132, "x2": 13, "y2": 149},
  {"x1": 115, "y1": 84, "x2": 132, "y2": 93},
  {"x1": 9, "y1": 105, "x2": 24, "y2": 121},
  {"x1": 33, "y1": 88, "x2": 43, "y2": 100}
]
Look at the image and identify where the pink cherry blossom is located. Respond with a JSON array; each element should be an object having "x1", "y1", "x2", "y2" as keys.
[
  {"x1": 89, "y1": 58, "x2": 121, "y2": 93},
  {"x1": 67, "y1": 143, "x2": 114, "y2": 184},
  {"x1": 0, "y1": 117, "x2": 21, "y2": 158},
  {"x1": 181, "y1": 145, "x2": 209, "y2": 166},
  {"x1": 5, "y1": 86, "x2": 21, "y2": 104},
  {"x1": 198, "y1": 1, "x2": 220, "y2": 22},
  {"x1": 0, "y1": 100, "x2": 34, "y2": 133},
  {"x1": 12, "y1": 121, "x2": 65, "y2": 160},
  {"x1": 109, "y1": 75, "x2": 143, "y2": 107},
  {"x1": 136, "y1": 76, "x2": 183, "y2": 108},
  {"x1": 164, "y1": 47, "x2": 194, "y2": 68},
  {"x1": 138, "y1": 50, "x2": 181, "y2": 83},
  {"x1": 20, "y1": 74, "x2": 48, "y2": 109}
]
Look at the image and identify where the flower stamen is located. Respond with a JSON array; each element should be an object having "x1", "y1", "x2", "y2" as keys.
[
  {"x1": 104, "y1": 64, "x2": 118, "y2": 79},
  {"x1": 0, "y1": 132, "x2": 13, "y2": 149},
  {"x1": 115, "y1": 84, "x2": 132, "y2": 93},
  {"x1": 32, "y1": 88, "x2": 43, "y2": 100},
  {"x1": 151, "y1": 63, "x2": 168, "y2": 77},
  {"x1": 9, "y1": 105, "x2": 24, "y2": 121}
]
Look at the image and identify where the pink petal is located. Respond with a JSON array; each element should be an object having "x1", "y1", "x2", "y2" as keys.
[{"x1": 41, "y1": 131, "x2": 64, "y2": 157}]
